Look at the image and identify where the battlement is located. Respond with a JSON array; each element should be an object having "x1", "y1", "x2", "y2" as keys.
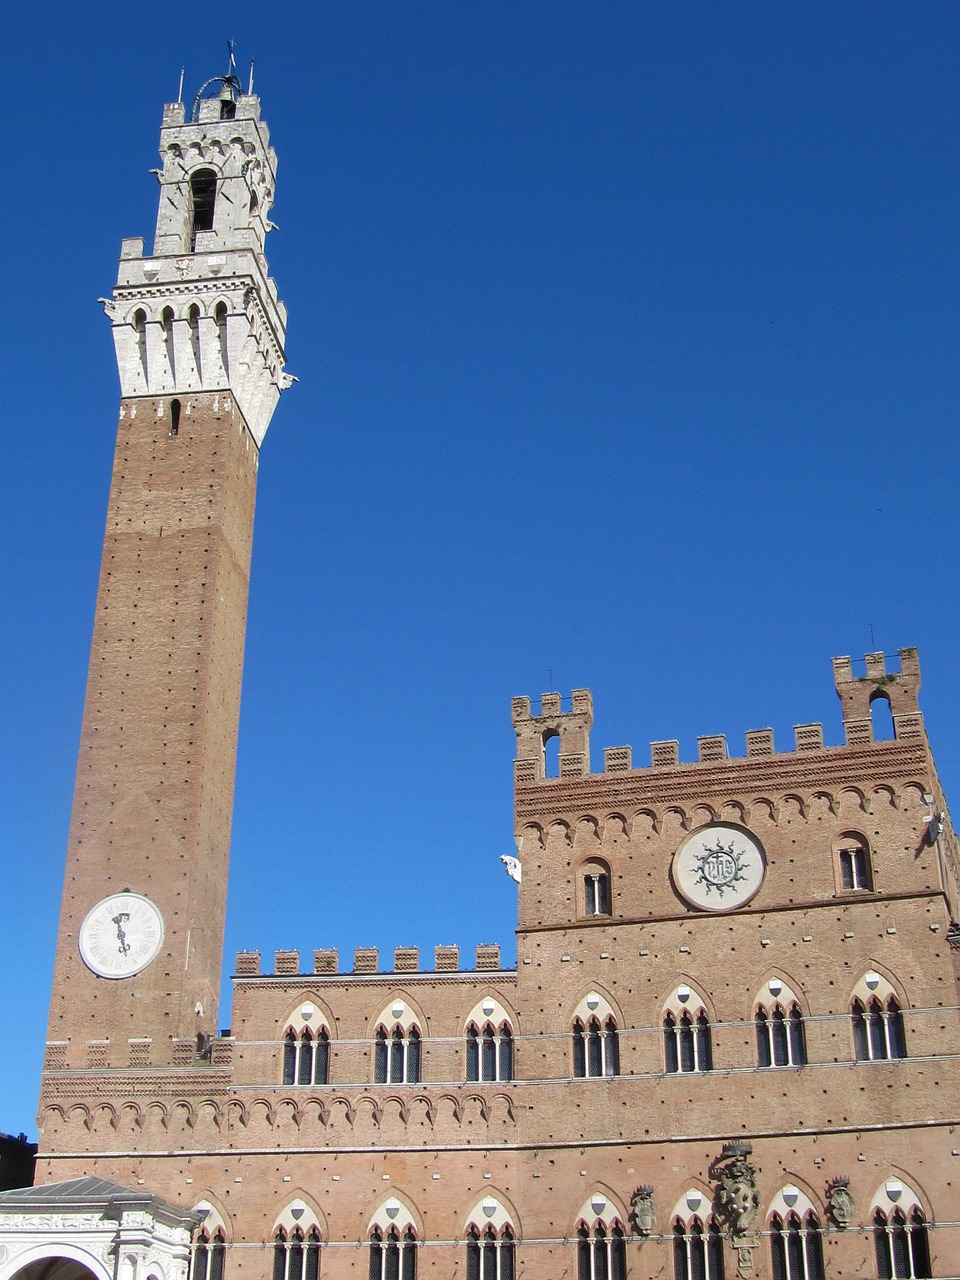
[
  {"x1": 233, "y1": 943, "x2": 510, "y2": 979},
  {"x1": 513, "y1": 650, "x2": 925, "y2": 785}
]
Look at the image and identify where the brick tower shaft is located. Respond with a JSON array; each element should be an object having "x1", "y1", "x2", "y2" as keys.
[{"x1": 44, "y1": 82, "x2": 288, "y2": 1072}]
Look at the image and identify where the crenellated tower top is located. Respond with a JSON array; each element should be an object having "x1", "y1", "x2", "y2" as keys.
[{"x1": 105, "y1": 75, "x2": 289, "y2": 445}]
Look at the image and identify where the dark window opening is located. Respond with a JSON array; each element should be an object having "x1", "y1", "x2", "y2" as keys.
[
  {"x1": 853, "y1": 996, "x2": 906, "y2": 1061},
  {"x1": 190, "y1": 169, "x2": 218, "y2": 250},
  {"x1": 170, "y1": 399, "x2": 181, "y2": 437}
]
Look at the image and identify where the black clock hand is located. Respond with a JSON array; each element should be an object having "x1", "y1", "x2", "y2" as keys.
[{"x1": 112, "y1": 912, "x2": 131, "y2": 955}]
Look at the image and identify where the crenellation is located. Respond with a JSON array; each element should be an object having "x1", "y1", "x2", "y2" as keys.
[
  {"x1": 697, "y1": 734, "x2": 727, "y2": 762},
  {"x1": 313, "y1": 948, "x2": 338, "y2": 974},
  {"x1": 745, "y1": 727, "x2": 775, "y2": 756},
  {"x1": 795, "y1": 722, "x2": 824, "y2": 752}
]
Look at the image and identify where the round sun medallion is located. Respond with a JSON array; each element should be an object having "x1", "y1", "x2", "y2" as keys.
[{"x1": 672, "y1": 824, "x2": 766, "y2": 912}]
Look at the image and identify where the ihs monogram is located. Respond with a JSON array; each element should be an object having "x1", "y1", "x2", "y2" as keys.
[{"x1": 692, "y1": 839, "x2": 749, "y2": 898}]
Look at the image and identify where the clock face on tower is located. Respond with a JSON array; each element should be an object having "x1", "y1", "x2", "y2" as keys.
[{"x1": 78, "y1": 893, "x2": 165, "y2": 979}]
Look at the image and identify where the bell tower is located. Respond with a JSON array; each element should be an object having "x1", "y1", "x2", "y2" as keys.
[{"x1": 44, "y1": 75, "x2": 288, "y2": 1071}]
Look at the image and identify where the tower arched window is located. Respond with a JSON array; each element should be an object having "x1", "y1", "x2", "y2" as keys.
[
  {"x1": 466, "y1": 1225, "x2": 515, "y2": 1280},
  {"x1": 853, "y1": 996, "x2": 906, "y2": 1061},
  {"x1": 664, "y1": 1010, "x2": 712, "y2": 1073},
  {"x1": 282, "y1": 1026, "x2": 329, "y2": 1086},
  {"x1": 161, "y1": 305, "x2": 176, "y2": 379},
  {"x1": 873, "y1": 1207, "x2": 931, "y2": 1278},
  {"x1": 190, "y1": 169, "x2": 218, "y2": 250},
  {"x1": 576, "y1": 1221, "x2": 626, "y2": 1280},
  {"x1": 215, "y1": 301, "x2": 229, "y2": 375},
  {"x1": 187, "y1": 303, "x2": 202, "y2": 375},
  {"x1": 133, "y1": 308, "x2": 148, "y2": 382},
  {"x1": 836, "y1": 832, "x2": 874, "y2": 891},
  {"x1": 572, "y1": 1016, "x2": 619, "y2": 1078},
  {"x1": 581, "y1": 859, "x2": 612, "y2": 918},
  {"x1": 673, "y1": 1216, "x2": 725, "y2": 1280},
  {"x1": 191, "y1": 1228, "x2": 226, "y2": 1280},
  {"x1": 756, "y1": 1003, "x2": 806, "y2": 1068},
  {"x1": 369, "y1": 1226, "x2": 417, "y2": 1280},
  {"x1": 466, "y1": 1021, "x2": 513, "y2": 1082},
  {"x1": 770, "y1": 1212, "x2": 824, "y2": 1280},
  {"x1": 273, "y1": 1227, "x2": 321, "y2": 1280},
  {"x1": 374, "y1": 1023, "x2": 421, "y2": 1084}
]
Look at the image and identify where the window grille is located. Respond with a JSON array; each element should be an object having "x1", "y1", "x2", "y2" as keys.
[
  {"x1": 770, "y1": 1212, "x2": 824, "y2": 1280},
  {"x1": 874, "y1": 1208, "x2": 932, "y2": 1279},
  {"x1": 577, "y1": 1223, "x2": 626, "y2": 1280},
  {"x1": 756, "y1": 1004, "x2": 806, "y2": 1067},
  {"x1": 852, "y1": 997, "x2": 906, "y2": 1061},
  {"x1": 369, "y1": 1227, "x2": 417, "y2": 1280},
  {"x1": 673, "y1": 1218, "x2": 725, "y2": 1280},
  {"x1": 282, "y1": 1028, "x2": 329, "y2": 1085},
  {"x1": 466, "y1": 1225, "x2": 515, "y2": 1280},
  {"x1": 466, "y1": 1023, "x2": 513, "y2": 1082},
  {"x1": 664, "y1": 1010, "x2": 712, "y2": 1073},
  {"x1": 374, "y1": 1025, "x2": 421, "y2": 1084},
  {"x1": 572, "y1": 1016, "x2": 619, "y2": 1078}
]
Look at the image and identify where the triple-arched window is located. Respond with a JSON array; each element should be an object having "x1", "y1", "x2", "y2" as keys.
[
  {"x1": 369, "y1": 1227, "x2": 417, "y2": 1280},
  {"x1": 273, "y1": 1227, "x2": 321, "y2": 1280},
  {"x1": 576, "y1": 1221, "x2": 626, "y2": 1280},
  {"x1": 572, "y1": 1016, "x2": 619, "y2": 1078},
  {"x1": 672, "y1": 1216, "x2": 724, "y2": 1280},
  {"x1": 466, "y1": 1225, "x2": 515, "y2": 1280},
  {"x1": 664, "y1": 1010, "x2": 712, "y2": 1073},
  {"x1": 769, "y1": 1211, "x2": 824, "y2": 1280},
  {"x1": 282, "y1": 1027, "x2": 330, "y2": 1086},
  {"x1": 466, "y1": 1021, "x2": 513, "y2": 1082},
  {"x1": 873, "y1": 1207, "x2": 931, "y2": 1278},
  {"x1": 756, "y1": 1002, "x2": 806, "y2": 1068},
  {"x1": 853, "y1": 996, "x2": 906, "y2": 1061},
  {"x1": 374, "y1": 1024, "x2": 421, "y2": 1084}
]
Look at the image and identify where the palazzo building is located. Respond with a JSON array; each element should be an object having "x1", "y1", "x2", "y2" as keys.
[{"x1": 1, "y1": 78, "x2": 958, "y2": 1280}]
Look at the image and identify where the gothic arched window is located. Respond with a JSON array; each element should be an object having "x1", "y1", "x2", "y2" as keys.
[
  {"x1": 756, "y1": 1003, "x2": 806, "y2": 1068},
  {"x1": 369, "y1": 1226, "x2": 417, "y2": 1280},
  {"x1": 673, "y1": 1216, "x2": 724, "y2": 1280},
  {"x1": 282, "y1": 1027, "x2": 330, "y2": 1086},
  {"x1": 572, "y1": 1016, "x2": 619, "y2": 1078},
  {"x1": 577, "y1": 1221, "x2": 626, "y2": 1280},
  {"x1": 466, "y1": 1225, "x2": 515, "y2": 1280},
  {"x1": 191, "y1": 1228, "x2": 226, "y2": 1280},
  {"x1": 273, "y1": 1227, "x2": 321, "y2": 1280},
  {"x1": 466, "y1": 1022, "x2": 513, "y2": 1082},
  {"x1": 853, "y1": 996, "x2": 906, "y2": 1061},
  {"x1": 873, "y1": 1207, "x2": 932, "y2": 1278},
  {"x1": 664, "y1": 1010, "x2": 712, "y2": 1073},
  {"x1": 769, "y1": 1212, "x2": 825, "y2": 1280},
  {"x1": 374, "y1": 1024, "x2": 421, "y2": 1084}
]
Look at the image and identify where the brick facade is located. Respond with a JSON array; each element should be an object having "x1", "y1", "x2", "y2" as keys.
[{"x1": 28, "y1": 87, "x2": 960, "y2": 1280}]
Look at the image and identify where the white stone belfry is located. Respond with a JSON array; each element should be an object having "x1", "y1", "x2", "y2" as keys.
[{"x1": 106, "y1": 82, "x2": 289, "y2": 445}]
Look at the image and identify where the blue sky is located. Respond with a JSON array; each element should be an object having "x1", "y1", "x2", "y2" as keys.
[{"x1": 2, "y1": 3, "x2": 959, "y2": 1137}]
